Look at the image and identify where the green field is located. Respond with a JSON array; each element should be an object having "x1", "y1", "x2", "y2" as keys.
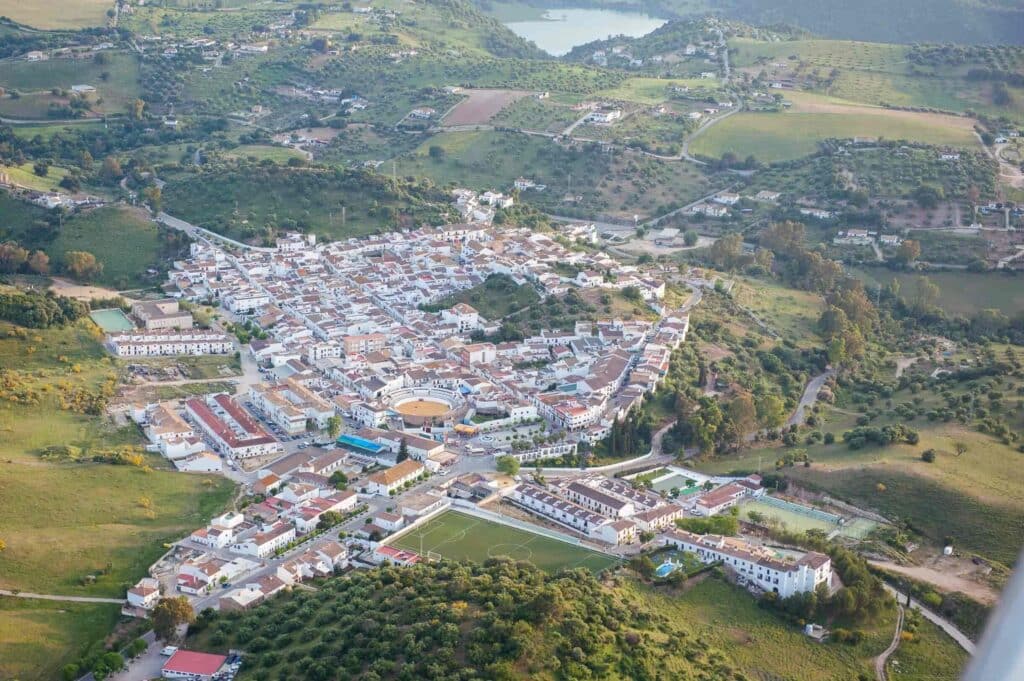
[
  {"x1": 388, "y1": 511, "x2": 621, "y2": 574},
  {"x1": 50, "y1": 206, "x2": 165, "y2": 289},
  {"x1": 692, "y1": 109, "x2": 978, "y2": 163},
  {"x1": 888, "y1": 612, "x2": 971, "y2": 681},
  {"x1": 0, "y1": 0, "x2": 111, "y2": 28},
  {"x1": 0, "y1": 53, "x2": 141, "y2": 115},
  {"x1": 398, "y1": 129, "x2": 715, "y2": 221},
  {"x1": 629, "y1": 577, "x2": 902, "y2": 680},
  {"x1": 850, "y1": 268, "x2": 1024, "y2": 317},
  {"x1": 0, "y1": 162, "x2": 71, "y2": 192},
  {"x1": 597, "y1": 77, "x2": 720, "y2": 105},
  {"x1": 0, "y1": 319, "x2": 235, "y2": 680},
  {"x1": 0, "y1": 599, "x2": 121, "y2": 681}
]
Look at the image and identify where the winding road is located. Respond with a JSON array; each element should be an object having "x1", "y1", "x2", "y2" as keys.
[
  {"x1": 875, "y1": 604, "x2": 906, "y2": 681},
  {"x1": 786, "y1": 369, "x2": 835, "y2": 428}
]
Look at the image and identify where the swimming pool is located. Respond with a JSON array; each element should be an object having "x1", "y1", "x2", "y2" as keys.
[{"x1": 655, "y1": 561, "x2": 678, "y2": 578}]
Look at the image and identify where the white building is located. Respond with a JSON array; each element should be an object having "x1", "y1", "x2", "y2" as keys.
[
  {"x1": 232, "y1": 522, "x2": 296, "y2": 558},
  {"x1": 365, "y1": 459, "x2": 426, "y2": 496},
  {"x1": 108, "y1": 330, "x2": 233, "y2": 357},
  {"x1": 662, "y1": 529, "x2": 832, "y2": 598}
]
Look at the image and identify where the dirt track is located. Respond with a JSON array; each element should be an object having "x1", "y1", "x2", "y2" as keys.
[{"x1": 870, "y1": 559, "x2": 1000, "y2": 605}]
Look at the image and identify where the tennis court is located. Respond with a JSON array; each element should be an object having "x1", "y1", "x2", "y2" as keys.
[
  {"x1": 739, "y1": 499, "x2": 840, "y2": 534},
  {"x1": 89, "y1": 308, "x2": 135, "y2": 332},
  {"x1": 388, "y1": 511, "x2": 620, "y2": 574}
]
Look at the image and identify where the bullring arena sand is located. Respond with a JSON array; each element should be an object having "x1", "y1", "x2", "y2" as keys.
[{"x1": 394, "y1": 398, "x2": 451, "y2": 417}]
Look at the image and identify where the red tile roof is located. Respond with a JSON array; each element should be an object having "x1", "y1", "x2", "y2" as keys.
[{"x1": 163, "y1": 650, "x2": 227, "y2": 676}]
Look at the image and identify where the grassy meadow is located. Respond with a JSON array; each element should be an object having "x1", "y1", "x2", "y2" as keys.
[
  {"x1": 0, "y1": 52, "x2": 141, "y2": 115},
  {"x1": 692, "y1": 103, "x2": 978, "y2": 163},
  {"x1": 0, "y1": 599, "x2": 121, "y2": 681},
  {"x1": 0, "y1": 0, "x2": 111, "y2": 29},
  {"x1": 0, "y1": 319, "x2": 235, "y2": 679},
  {"x1": 50, "y1": 206, "x2": 165, "y2": 289},
  {"x1": 849, "y1": 268, "x2": 1024, "y2": 317}
]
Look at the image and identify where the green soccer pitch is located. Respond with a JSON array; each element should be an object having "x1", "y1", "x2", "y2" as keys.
[{"x1": 387, "y1": 511, "x2": 621, "y2": 574}]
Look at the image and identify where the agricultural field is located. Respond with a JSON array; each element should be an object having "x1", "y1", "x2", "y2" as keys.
[
  {"x1": 49, "y1": 206, "x2": 167, "y2": 289},
  {"x1": 597, "y1": 77, "x2": 721, "y2": 105},
  {"x1": 0, "y1": 599, "x2": 121, "y2": 681},
  {"x1": 442, "y1": 88, "x2": 531, "y2": 125},
  {"x1": 387, "y1": 510, "x2": 621, "y2": 574},
  {"x1": 730, "y1": 37, "x2": 1024, "y2": 123},
  {"x1": 730, "y1": 276, "x2": 824, "y2": 348},
  {"x1": 850, "y1": 269, "x2": 1024, "y2": 317},
  {"x1": 0, "y1": 0, "x2": 111, "y2": 29},
  {"x1": 0, "y1": 52, "x2": 141, "y2": 116},
  {"x1": 8, "y1": 121, "x2": 106, "y2": 141},
  {"x1": 489, "y1": 95, "x2": 581, "y2": 133},
  {"x1": 692, "y1": 94, "x2": 979, "y2": 164},
  {"x1": 398, "y1": 129, "x2": 717, "y2": 221},
  {"x1": 0, "y1": 161, "x2": 72, "y2": 192},
  {"x1": 222, "y1": 144, "x2": 307, "y2": 163}
]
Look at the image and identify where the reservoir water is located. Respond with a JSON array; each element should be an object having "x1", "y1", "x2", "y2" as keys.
[{"x1": 505, "y1": 8, "x2": 667, "y2": 56}]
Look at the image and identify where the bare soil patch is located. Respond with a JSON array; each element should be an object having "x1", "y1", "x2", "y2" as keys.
[{"x1": 443, "y1": 89, "x2": 531, "y2": 126}]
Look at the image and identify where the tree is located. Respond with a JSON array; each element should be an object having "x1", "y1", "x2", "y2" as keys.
[
  {"x1": 330, "y1": 470, "x2": 348, "y2": 489},
  {"x1": 727, "y1": 391, "x2": 757, "y2": 438},
  {"x1": 326, "y1": 415, "x2": 342, "y2": 439},
  {"x1": 63, "y1": 251, "x2": 103, "y2": 280},
  {"x1": 895, "y1": 239, "x2": 921, "y2": 265},
  {"x1": 152, "y1": 596, "x2": 195, "y2": 641},
  {"x1": 954, "y1": 441, "x2": 967, "y2": 457},
  {"x1": 428, "y1": 145, "x2": 446, "y2": 160},
  {"x1": 708, "y1": 233, "x2": 743, "y2": 270},
  {"x1": 0, "y1": 241, "x2": 28, "y2": 273},
  {"x1": 143, "y1": 185, "x2": 162, "y2": 213},
  {"x1": 912, "y1": 184, "x2": 944, "y2": 209},
  {"x1": 683, "y1": 230, "x2": 699, "y2": 247},
  {"x1": 26, "y1": 249, "x2": 49, "y2": 274},
  {"x1": 909, "y1": 276, "x2": 940, "y2": 315},
  {"x1": 100, "y1": 156, "x2": 123, "y2": 182},
  {"x1": 397, "y1": 437, "x2": 409, "y2": 462},
  {"x1": 921, "y1": 449, "x2": 936, "y2": 463},
  {"x1": 755, "y1": 394, "x2": 786, "y2": 429},
  {"x1": 496, "y1": 455, "x2": 520, "y2": 477},
  {"x1": 130, "y1": 98, "x2": 146, "y2": 120}
]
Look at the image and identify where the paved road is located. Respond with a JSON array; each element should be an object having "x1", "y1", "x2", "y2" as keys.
[
  {"x1": 882, "y1": 584, "x2": 977, "y2": 654},
  {"x1": 0, "y1": 589, "x2": 125, "y2": 604},
  {"x1": 157, "y1": 212, "x2": 274, "y2": 253},
  {"x1": 786, "y1": 369, "x2": 835, "y2": 428},
  {"x1": 875, "y1": 604, "x2": 905, "y2": 681}
]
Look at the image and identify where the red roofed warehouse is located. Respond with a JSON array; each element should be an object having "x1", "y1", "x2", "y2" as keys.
[{"x1": 162, "y1": 650, "x2": 227, "y2": 680}]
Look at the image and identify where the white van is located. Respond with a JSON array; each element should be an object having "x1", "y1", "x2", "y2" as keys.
[{"x1": 161, "y1": 646, "x2": 178, "y2": 656}]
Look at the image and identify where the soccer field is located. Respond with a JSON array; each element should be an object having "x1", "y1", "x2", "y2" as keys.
[{"x1": 388, "y1": 511, "x2": 620, "y2": 574}]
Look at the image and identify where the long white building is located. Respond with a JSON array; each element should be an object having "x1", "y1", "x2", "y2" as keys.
[
  {"x1": 662, "y1": 529, "x2": 831, "y2": 598},
  {"x1": 108, "y1": 330, "x2": 233, "y2": 357}
]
